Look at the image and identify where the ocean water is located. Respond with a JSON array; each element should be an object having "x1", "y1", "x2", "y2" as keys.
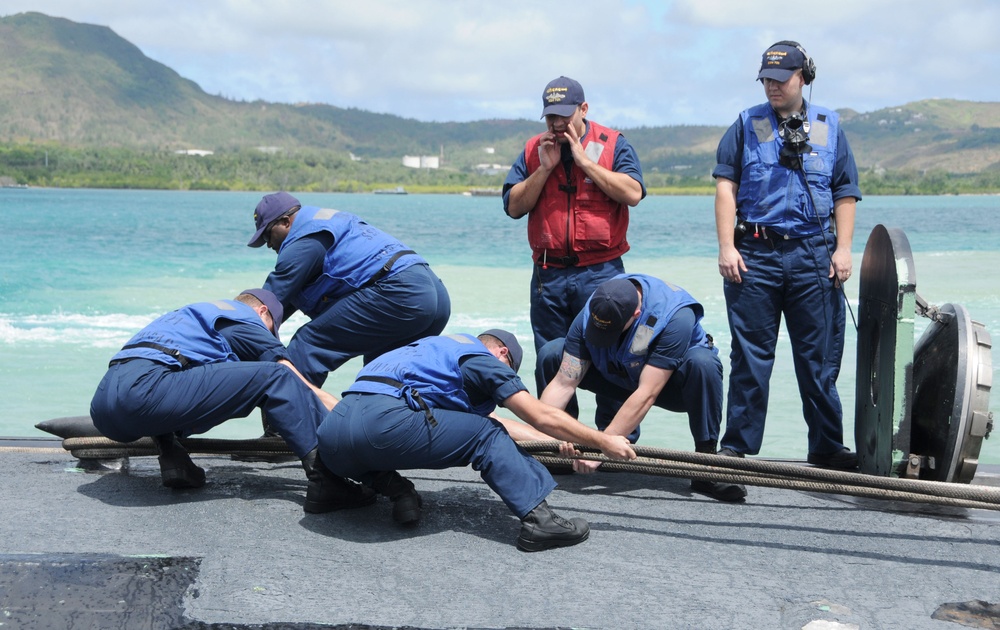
[{"x1": 1, "y1": 188, "x2": 997, "y2": 464}]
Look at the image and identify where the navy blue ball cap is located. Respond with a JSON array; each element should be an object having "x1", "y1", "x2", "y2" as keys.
[
  {"x1": 481, "y1": 328, "x2": 523, "y2": 373},
  {"x1": 585, "y1": 278, "x2": 638, "y2": 348},
  {"x1": 239, "y1": 288, "x2": 284, "y2": 341},
  {"x1": 248, "y1": 191, "x2": 300, "y2": 248},
  {"x1": 541, "y1": 76, "x2": 585, "y2": 118},
  {"x1": 757, "y1": 43, "x2": 806, "y2": 82}
]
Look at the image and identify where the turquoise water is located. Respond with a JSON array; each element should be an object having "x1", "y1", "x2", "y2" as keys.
[{"x1": 1, "y1": 189, "x2": 997, "y2": 463}]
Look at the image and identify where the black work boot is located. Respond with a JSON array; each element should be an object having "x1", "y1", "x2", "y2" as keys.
[
  {"x1": 807, "y1": 448, "x2": 858, "y2": 470},
  {"x1": 371, "y1": 471, "x2": 422, "y2": 525},
  {"x1": 152, "y1": 433, "x2": 206, "y2": 489},
  {"x1": 516, "y1": 500, "x2": 590, "y2": 552},
  {"x1": 301, "y1": 449, "x2": 377, "y2": 513},
  {"x1": 690, "y1": 442, "x2": 747, "y2": 502}
]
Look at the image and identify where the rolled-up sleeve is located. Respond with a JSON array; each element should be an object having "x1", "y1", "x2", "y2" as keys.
[
  {"x1": 217, "y1": 320, "x2": 289, "y2": 363},
  {"x1": 502, "y1": 152, "x2": 530, "y2": 216},
  {"x1": 613, "y1": 135, "x2": 646, "y2": 199},
  {"x1": 262, "y1": 234, "x2": 329, "y2": 319},
  {"x1": 712, "y1": 119, "x2": 743, "y2": 183},
  {"x1": 460, "y1": 355, "x2": 528, "y2": 409},
  {"x1": 832, "y1": 127, "x2": 862, "y2": 201}
]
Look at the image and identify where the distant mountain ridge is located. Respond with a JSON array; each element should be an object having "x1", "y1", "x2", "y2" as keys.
[{"x1": 2, "y1": 11, "x2": 999, "y2": 176}]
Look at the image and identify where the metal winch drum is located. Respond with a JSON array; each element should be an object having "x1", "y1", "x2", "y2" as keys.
[{"x1": 855, "y1": 224, "x2": 994, "y2": 482}]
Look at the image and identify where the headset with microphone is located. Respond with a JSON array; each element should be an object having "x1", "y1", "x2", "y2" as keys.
[{"x1": 770, "y1": 40, "x2": 816, "y2": 85}]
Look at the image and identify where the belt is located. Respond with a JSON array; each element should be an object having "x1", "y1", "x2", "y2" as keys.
[
  {"x1": 110, "y1": 342, "x2": 191, "y2": 368},
  {"x1": 355, "y1": 375, "x2": 437, "y2": 427},
  {"x1": 735, "y1": 221, "x2": 805, "y2": 249},
  {"x1": 361, "y1": 250, "x2": 416, "y2": 288},
  {"x1": 109, "y1": 357, "x2": 140, "y2": 367},
  {"x1": 107, "y1": 357, "x2": 170, "y2": 370},
  {"x1": 535, "y1": 253, "x2": 580, "y2": 268}
]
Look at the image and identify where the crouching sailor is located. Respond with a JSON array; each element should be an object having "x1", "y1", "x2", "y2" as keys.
[
  {"x1": 315, "y1": 329, "x2": 636, "y2": 552},
  {"x1": 89, "y1": 289, "x2": 374, "y2": 511},
  {"x1": 248, "y1": 191, "x2": 451, "y2": 388}
]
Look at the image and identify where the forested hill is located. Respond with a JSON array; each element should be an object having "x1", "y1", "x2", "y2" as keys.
[
  {"x1": 0, "y1": 12, "x2": 546, "y2": 167},
  {"x1": 3, "y1": 11, "x2": 999, "y2": 192}
]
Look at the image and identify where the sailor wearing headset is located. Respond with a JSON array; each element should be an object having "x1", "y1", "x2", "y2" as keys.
[{"x1": 712, "y1": 41, "x2": 862, "y2": 472}]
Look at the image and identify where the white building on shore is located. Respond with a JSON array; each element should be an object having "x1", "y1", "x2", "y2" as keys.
[{"x1": 402, "y1": 155, "x2": 439, "y2": 169}]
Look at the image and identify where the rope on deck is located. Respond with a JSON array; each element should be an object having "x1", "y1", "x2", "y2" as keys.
[
  {"x1": 521, "y1": 441, "x2": 1000, "y2": 506},
  {"x1": 59, "y1": 436, "x2": 1000, "y2": 511},
  {"x1": 62, "y1": 436, "x2": 292, "y2": 460}
]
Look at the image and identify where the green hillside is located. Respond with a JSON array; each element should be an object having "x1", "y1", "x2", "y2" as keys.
[
  {"x1": 2, "y1": 11, "x2": 999, "y2": 193},
  {"x1": 0, "y1": 12, "x2": 544, "y2": 161},
  {"x1": 841, "y1": 101, "x2": 1000, "y2": 174}
]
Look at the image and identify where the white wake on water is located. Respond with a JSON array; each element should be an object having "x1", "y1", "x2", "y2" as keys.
[{"x1": 0, "y1": 312, "x2": 160, "y2": 347}]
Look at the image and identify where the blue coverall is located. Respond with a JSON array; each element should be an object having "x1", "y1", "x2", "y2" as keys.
[
  {"x1": 536, "y1": 300, "x2": 723, "y2": 446},
  {"x1": 713, "y1": 100, "x2": 862, "y2": 456},
  {"x1": 90, "y1": 305, "x2": 323, "y2": 457},
  {"x1": 265, "y1": 230, "x2": 450, "y2": 387},
  {"x1": 502, "y1": 122, "x2": 646, "y2": 353},
  {"x1": 317, "y1": 352, "x2": 555, "y2": 519}
]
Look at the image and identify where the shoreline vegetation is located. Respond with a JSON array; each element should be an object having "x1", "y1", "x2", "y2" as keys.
[
  {"x1": 5, "y1": 15, "x2": 1000, "y2": 198},
  {"x1": 3, "y1": 143, "x2": 1000, "y2": 195}
]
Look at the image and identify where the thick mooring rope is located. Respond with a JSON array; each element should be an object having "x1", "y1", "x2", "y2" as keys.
[
  {"x1": 520, "y1": 441, "x2": 1000, "y2": 505},
  {"x1": 532, "y1": 456, "x2": 1000, "y2": 511},
  {"x1": 62, "y1": 436, "x2": 292, "y2": 460},
  {"x1": 60, "y1": 436, "x2": 1000, "y2": 511}
]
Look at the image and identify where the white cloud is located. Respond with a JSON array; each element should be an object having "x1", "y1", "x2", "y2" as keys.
[{"x1": 3, "y1": 0, "x2": 1000, "y2": 126}]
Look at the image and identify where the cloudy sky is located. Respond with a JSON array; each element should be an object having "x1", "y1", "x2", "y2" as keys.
[{"x1": 5, "y1": 0, "x2": 1000, "y2": 128}]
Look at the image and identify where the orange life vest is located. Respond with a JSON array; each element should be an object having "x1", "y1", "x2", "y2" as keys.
[{"x1": 524, "y1": 121, "x2": 630, "y2": 267}]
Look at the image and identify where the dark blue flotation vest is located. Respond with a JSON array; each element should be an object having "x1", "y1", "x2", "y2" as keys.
[
  {"x1": 280, "y1": 205, "x2": 425, "y2": 317},
  {"x1": 584, "y1": 274, "x2": 714, "y2": 390},
  {"x1": 735, "y1": 102, "x2": 838, "y2": 236},
  {"x1": 347, "y1": 334, "x2": 499, "y2": 418},
  {"x1": 109, "y1": 300, "x2": 267, "y2": 368}
]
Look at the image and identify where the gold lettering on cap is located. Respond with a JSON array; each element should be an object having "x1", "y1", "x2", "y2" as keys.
[
  {"x1": 765, "y1": 51, "x2": 788, "y2": 66},
  {"x1": 545, "y1": 87, "x2": 569, "y2": 104},
  {"x1": 591, "y1": 315, "x2": 612, "y2": 329}
]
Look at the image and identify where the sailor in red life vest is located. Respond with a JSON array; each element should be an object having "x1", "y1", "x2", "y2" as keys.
[{"x1": 503, "y1": 76, "x2": 646, "y2": 358}]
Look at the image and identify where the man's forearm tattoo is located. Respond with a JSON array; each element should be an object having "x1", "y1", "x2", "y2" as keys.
[{"x1": 559, "y1": 355, "x2": 588, "y2": 381}]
